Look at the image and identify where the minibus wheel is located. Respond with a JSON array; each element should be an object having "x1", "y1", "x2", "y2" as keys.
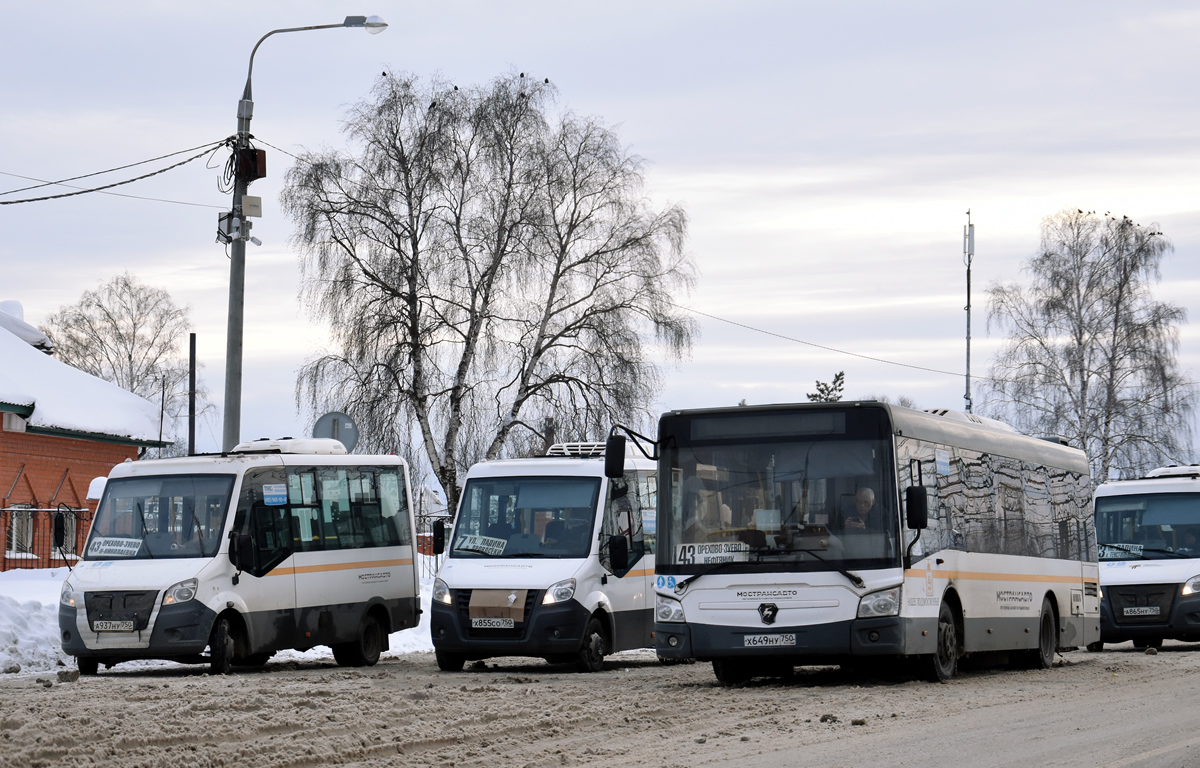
[
  {"x1": 209, "y1": 618, "x2": 234, "y2": 675},
  {"x1": 77, "y1": 657, "x2": 98, "y2": 676},
  {"x1": 1086, "y1": 641, "x2": 1104, "y2": 652},
  {"x1": 435, "y1": 651, "x2": 466, "y2": 672},
  {"x1": 711, "y1": 658, "x2": 751, "y2": 684},
  {"x1": 575, "y1": 617, "x2": 606, "y2": 672},
  {"x1": 927, "y1": 600, "x2": 958, "y2": 682}
]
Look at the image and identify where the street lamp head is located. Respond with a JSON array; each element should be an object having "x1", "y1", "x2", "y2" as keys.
[{"x1": 344, "y1": 15, "x2": 388, "y2": 33}]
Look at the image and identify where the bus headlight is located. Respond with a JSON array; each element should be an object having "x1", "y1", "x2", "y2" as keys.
[
  {"x1": 656, "y1": 594, "x2": 686, "y2": 623},
  {"x1": 1182, "y1": 576, "x2": 1200, "y2": 596},
  {"x1": 432, "y1": 578, "x2": 452, "y2": 605},
  {"x1": 162, "y1": 579, "x2": 198, "y2": 606},
  {"x1": 542, "y1": 578, "x2": 577, "y2": 605},
  {"x1": 60, "y1": 581, "x2": 81, "y2": 609},
  {"x1": 857, "y1": 586, "x2": 901, "y2": 618}
]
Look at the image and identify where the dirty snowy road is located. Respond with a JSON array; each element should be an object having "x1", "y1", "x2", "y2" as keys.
[{"x1": 3, "y1": 643, "x2": 1199, "y2": 768}]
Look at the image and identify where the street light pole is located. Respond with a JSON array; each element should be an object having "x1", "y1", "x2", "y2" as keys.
[{"x1": 221, "y1": 16, "x2": 387, "y2": 452}]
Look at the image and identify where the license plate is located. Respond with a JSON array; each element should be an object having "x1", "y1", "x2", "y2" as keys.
[
  {"x1": 94, "y1": 620, "x2": 135, "y2": 632},
  {"x1": 743, "y1": 633, "x2": 796, "y2": 647},
  {"x1": 1124, "y1": 606, "x2": 1160, "y2": 617},
  {"x1": 471, "y1": 617, "x2": 515, "y2": 629}
]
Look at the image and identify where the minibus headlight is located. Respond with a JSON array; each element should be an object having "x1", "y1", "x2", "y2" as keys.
[
  {"x1": 162, "y1": 579, "x2": 198, "y2": 606},
  {"x1": 656, "y1": 594, "x2": 686, "y2": 623},
  {"x1": 1182, "y1": 576, "x2": 1200, "y2": 596},
  {"x1": 543, "y1": 578, "x2": 577, "y2": 605},
  {"x1": 432, "y1": 578, "x2": 452, "y2": 605},
  {"x1": 60, "y1": 581, "x2": 81, "y2": 609},
  {"x1": 857, "y1": 586, "x2": 901, "y2": 618}
]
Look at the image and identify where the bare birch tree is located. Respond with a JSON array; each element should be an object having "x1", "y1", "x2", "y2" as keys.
[
  {"x1": 39, "y1": 273, "x2": 207, "y2": 454},
  {"x1": 282, "y1": 73, "x2": 696, "y2": 511},
  {"x1": 985, "y1": 208, "x2": 1194, "y2": 480}
]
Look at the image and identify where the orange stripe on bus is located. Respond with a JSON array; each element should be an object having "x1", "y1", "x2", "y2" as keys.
[
  {"x1": 267, "y1": 559, "x2": 413, "y2": 576},
  {"x1": 625, "y1": 569, "x2": 654, "y2": 578},
  {"x1": 903, "y1": 569, "x2": 1098, "y2": 585}
]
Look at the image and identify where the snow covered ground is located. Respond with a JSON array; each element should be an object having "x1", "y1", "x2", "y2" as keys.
[{"x1": 0, "y1": 566, "x2": 435, "y2": 676}]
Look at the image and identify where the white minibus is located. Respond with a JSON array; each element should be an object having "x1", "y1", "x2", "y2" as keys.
[
  {"x1": 1093, "y1": 465, "x2": 1200, "y2": 650},
  {"x1": 616, "y1": 402, "x2": 1100, "y2": 683},
  {"x1": 57, "y1": 438, "x2": 420, "y2": 674},
  {"x1": 429, "y1": 443, "x2": 656, "y2": 672}
]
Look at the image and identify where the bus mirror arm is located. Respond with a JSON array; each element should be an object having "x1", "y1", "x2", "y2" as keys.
[
  {"x1": 605, "y1": 425, "x2": 660, "y2": 478},
  {"x1": 904, "y1": 531, "x2": 921, "y2": 570}
]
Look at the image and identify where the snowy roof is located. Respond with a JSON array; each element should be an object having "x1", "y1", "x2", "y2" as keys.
[{"x1": 0, "y1": 325, "x2": 169, "y2": 446}]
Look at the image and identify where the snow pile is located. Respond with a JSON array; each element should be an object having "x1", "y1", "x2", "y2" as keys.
[
  {"x1": 0, "y1": 324, "x2": 166, "y2": 442},
  {"x1": 0, "y1": 567, "x2": 434, "y2": 675}
]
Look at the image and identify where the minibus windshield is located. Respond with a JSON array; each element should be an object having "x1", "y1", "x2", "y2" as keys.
[
  {"x1": 84, "y1": 474, "x2": 235, "y2": 560},
  {"x1": 1096, "y1": 493, "x2": 1200, "y2": 560},
  {"x1": 450, "y1": 476, "x2": 601, "y2": 559}
]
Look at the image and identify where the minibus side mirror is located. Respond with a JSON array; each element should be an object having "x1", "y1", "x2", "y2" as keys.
[
  {"x1": 905, "y1": 486, "x2": 929, "y2": 530},
  {"x1": 53, "y1": 512, "x2": 66, "y2": 550},
  {"x1": 608, "y1": 535, "x2": 629, "y2": 573},
  {"x1": 604, "y1": 435, "x2": 626, "y2": 479},
  {"x1": 229, "y1": 532, "x2": 255, "y2": 573},
  {"x1": 432, "y1": 519, "x2": 446, "y2": 555}
]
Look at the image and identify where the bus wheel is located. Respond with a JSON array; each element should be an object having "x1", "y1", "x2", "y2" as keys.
[
  {"x1": 77, "y1": 657, "x2": 99, "y2": 676},
  {"x1": 334, "y1": 613, "x2": 384, "y2": 667},
  {"x1": 209, "y1": 617, "x2": 234, "y2": 675},
  {"x1": 1086, "y1": 641, "x2": 1104, "y2": 653},
  {"x1": 1148, "y1": 637, "x2": 1163, "y2": 650},
  {"x1": 436, "y1": 651, "x2": 467, "y2": 672},
  {"x1": 1029, "y1": 597, "x2": 1057, "y2": 669},
  {"x1": 927, "y1": 601, "x2": 959, "y2": 683},
  {"x1": 575, "y1": 617, "x2": 606, "y2": 673},
  {"x1": 234, "y1": 652, "x2": 272, "y2": 667},
  {"x1": 712, "y1": 658, "x2": 752, "y2": 685}
]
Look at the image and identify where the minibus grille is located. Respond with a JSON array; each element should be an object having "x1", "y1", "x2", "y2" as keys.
[
  {"x1": 1108, "y1": 583, "x2": 1174, "y2": 625},
  {"x1": 84, "y1": 591, "x2": 158, "y2": 632},
  {"x1": 455, "y1": 589, "x2": 541, "y2": 639}
]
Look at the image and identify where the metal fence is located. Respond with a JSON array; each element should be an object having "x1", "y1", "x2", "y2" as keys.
[{"x1": 1, "y1": 505, "x2": 91, "y2": 572}]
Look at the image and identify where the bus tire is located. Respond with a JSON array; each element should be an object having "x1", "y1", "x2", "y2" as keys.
[
  {"x1": 234, "y1": 652, "x2": 272, "y2": 667},
  {"x1": 712, "y1": 658, "x2": 752, "y2": 685},
  {"x1": 209, "y1": 617, "x2": 234, "y2": 675},
  {"x1": 334, "y1": 613, "x2": 384, "y2": 667},
  {"x1": 1086, "y1": 641, "x2": 1104, "y2": 653},
  {"x1": 436, "y1": 651, "x2": 467, "y2": 672},
  {"x1": 77, "y1": 657, "x2": 99, "y2": 676},
  {"x1": 927, "y1": 600, "x2": 959, "y2": 683},
  {"x1": 575, "y1": 616, "x2": 606, "y2": 673},
  {"x1": 1017, "y1": 597, "x2": 1056, "y2": 670}
]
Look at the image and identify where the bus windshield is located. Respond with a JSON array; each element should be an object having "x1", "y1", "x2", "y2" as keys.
[
  {"x1": 85, "y1": 474, "x2": 235, "y2": 560},
  {"x1": 659, "y1": 407, "x2": 899, "y2": 574},
  {"x1": 451, "y1": 476, "x2": 601, "y2": 559},
  {"x1": 1095, "y1": 493, "x2": 1200, "y2": 560}
]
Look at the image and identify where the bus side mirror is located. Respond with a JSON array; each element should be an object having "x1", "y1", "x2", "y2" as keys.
[
  {"x1": 905, "y1": 486, "x2": 929, "y2": 530},
  {"x1": 432, "y1": 519, "x2": 446, "y2": 555},
  {"x1": 229, "y1": 532, "x2": 255, "y2": 573},
  {"x1": 53, "y1": 512, "x2": 66, "y2": 550},
  {"x1": 604, "y1": 435, "x2": 626, "y2": 479},
  {"x1": 608, "y1": 535, "x2": 629, "y2": 573}
]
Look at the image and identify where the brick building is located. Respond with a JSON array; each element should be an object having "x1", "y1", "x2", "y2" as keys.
[{"x1": 0, "y1": 306, "x2": 167, "y2": 570}]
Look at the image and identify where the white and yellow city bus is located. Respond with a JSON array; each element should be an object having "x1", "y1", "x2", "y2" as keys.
[
  {"x1": 57, "y1": 438, "x2": 419, "y2": 675},
  {"x1": 614, "y1": 402, "x2": 1099, "y2": 683}
]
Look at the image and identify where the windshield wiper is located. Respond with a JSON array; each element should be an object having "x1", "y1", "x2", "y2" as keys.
[
  {"x1": 673, "y1": 556, "x2": 751, "y2": 593},
  {"x1": 1104, "y1": 544, "x2": 1190, "y2": 559},
  {"x1": 791, "y1": 546, "x2": 865, "y2": 589},
  {"x1": 454, "y1": 546, "x2": 499, "y2": 557}
]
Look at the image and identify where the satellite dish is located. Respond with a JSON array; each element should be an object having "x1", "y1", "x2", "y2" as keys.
[{"x1": 312, "y1": 411, "x2": 359, "y2": 452}]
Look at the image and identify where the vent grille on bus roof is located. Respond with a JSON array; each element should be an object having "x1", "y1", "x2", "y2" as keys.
[{"x1": 545, "y1": 442, "x2": 606, "y2": 457}]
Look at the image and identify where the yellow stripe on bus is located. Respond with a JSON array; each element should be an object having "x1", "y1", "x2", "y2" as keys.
[
  {"x1": 625, "y1": 568, "x2": 654, "y2": 578},
  {"x1": 903, "y1": 569, "x2": 1098, "y2": 585},
  {"x1": 267, "y1": 558, "x2": 413, "y2": 576}
]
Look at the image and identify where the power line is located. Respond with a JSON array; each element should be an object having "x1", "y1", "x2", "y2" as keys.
[
  {"x1": 672, "y1": 301, "x2": 976, "y2": 379},
  {"x1": 0, "y1": 140, "x2": 229, "y2": 197}
]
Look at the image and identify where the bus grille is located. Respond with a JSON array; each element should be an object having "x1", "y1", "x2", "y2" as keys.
[
  {"x1": 84, "y1": 591, "x2": 158, "y2": 632},
  {"x1": 455, "y1": 589, "x2": 541, "y2": 639},
  {"x1": 1108, "y1": 583, "x2": 1175, "y2": 625}
]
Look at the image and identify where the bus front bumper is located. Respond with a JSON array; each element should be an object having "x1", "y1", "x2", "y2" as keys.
[
  {"x1": 59, "y1": 600, "x2": 218, "y2": 661},
  {"x1": 430, "y1": 596, "x2": 592, "y2": 660},
  {"x1": 655, "y1": 616, "x2": 905, "y2": 661},
  {"x1": 1099, "y1": 591, "x2": 1200, "y2": 644}
]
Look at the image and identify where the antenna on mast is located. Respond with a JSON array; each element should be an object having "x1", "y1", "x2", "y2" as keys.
[{"x1": 964, "y1": 210, "x2": 975, "y2": 413}]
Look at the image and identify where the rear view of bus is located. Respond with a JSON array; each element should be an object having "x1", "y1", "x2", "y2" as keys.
[
  {"x1": 1094, "y1": 466, "x2": 1200, "y2": 650},
  {"x1": 651, "y1": 402, "x2": 1098, "y2": 684}
]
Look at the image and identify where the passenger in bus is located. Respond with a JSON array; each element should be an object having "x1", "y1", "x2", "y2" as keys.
[{"x1": 843, "y1": 487, "x2": 878, "y2": 531}]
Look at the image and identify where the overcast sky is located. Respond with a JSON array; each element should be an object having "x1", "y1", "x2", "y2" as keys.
[{"x1": 3, "y1": 1, "x2": 1199, "y2": 457}]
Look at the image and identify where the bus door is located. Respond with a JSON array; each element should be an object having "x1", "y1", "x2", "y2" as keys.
[
  {"x1": 599, "y1": 472, "x2": 653, "y2": 651},
  {"x1": 233, "y1": 471, "x2": 299, "y2": 652}
]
